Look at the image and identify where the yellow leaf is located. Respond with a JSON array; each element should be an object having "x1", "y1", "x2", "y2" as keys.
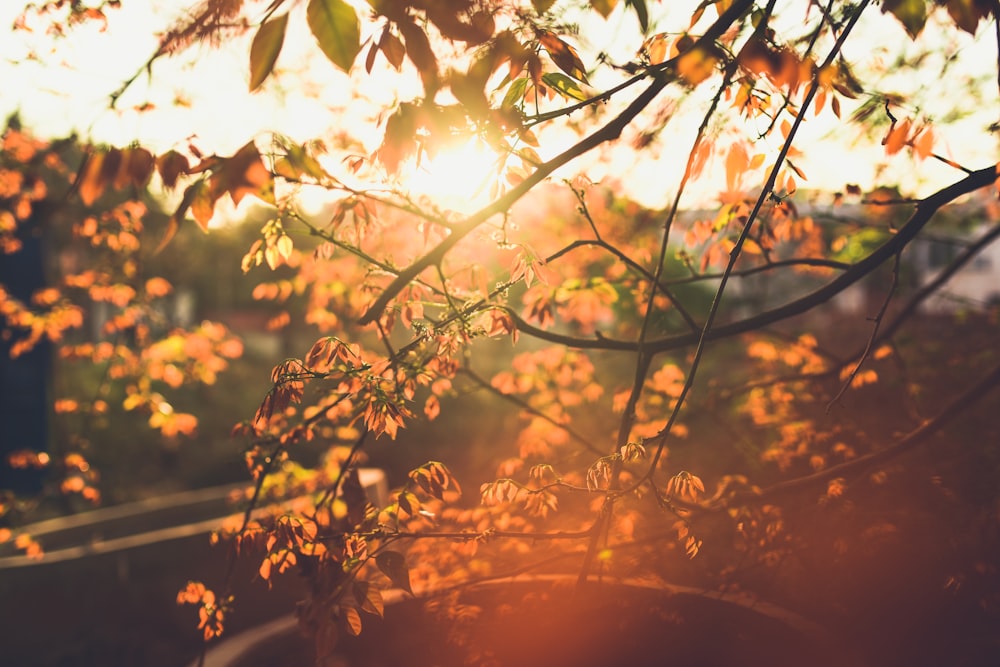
[
  {"x1": 590, "y1": 0, "x2": 620, "y2": 19},
  {"x1": 276, "y1": 234, "x2": 293, "y2": 260},
  {"x1": 264, "y1": 244, "x2": 280, "y2": 270}
]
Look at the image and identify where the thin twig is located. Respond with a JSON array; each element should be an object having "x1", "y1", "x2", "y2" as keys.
[{"x1": 826, "y1": 251, "x2": 900, "y2": 411}]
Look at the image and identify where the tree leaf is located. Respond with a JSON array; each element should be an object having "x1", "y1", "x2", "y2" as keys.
[
  {"x1": 156, "y1": 150, "x2": 190, "y2": 189},
  {"x1": 353, "y1": 581, "x2": 385, "y2": 618},
  {"x1": 881, "y1": 0, "x2": 927, "y2": 38},
  {"x1": 379, "y1": 29, "x2": 405, "y2": 71},
  {"x1": 342, "y1": 606, "x2": 363, "y2": 636},
  {"x1": 946, "y1": 0, "x2": 989, "y2": 34},
  {"x1": 397, "y1": 18, "x2": 438, "y2": 93},
  {"x1": 122, "y1": 147, "x2": 155, "y2": 189},
  {"x1": 725, "y1": 141, "x2": 748, "y2": 192},
  {"x1": 188, "y1": 180, "x2": 217, "y2": 231},
  {"x1": 375, "y1": 550, "x2": 413, "y2": 594},
  {"x1": 249, "y1": 13, "x2": 288, "y2": 91},
  {"x1": 532, "y1": 0, "x2": 557, "y2": 12},
  {"x1": 307, "y1": 0, "x2": 361, "y2": 72},
  {"x1": 541, "y1": 72, "x2": 587, "y2": 101},
  {"x1": 77, "y1": 151, "x2": 107, "y2": 206},
  {"x1": 538, "y1": 31, "x2": 588, "y2": 83},
  {"x1": 590, "y1": 0, "x2": 620, "y2": 19},
  {"x1": 626, "y1": 0, "x2": 649, "y2": 33},
  {"x1": 501, "y1": 77, "x2": 531, "y2": 108},
  {"x1": 209, "y1": 141, "x2": 275, "y2": 206}
]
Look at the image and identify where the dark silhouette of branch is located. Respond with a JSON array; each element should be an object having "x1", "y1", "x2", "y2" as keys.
[
  {"x1": 505, "y1": 165, "x2": 997, "y2": 353},
  {"x1": 877, "y1": 221, "x2": 1000, "y2": 341},
  {"x1": 663, "y1": 257, "x2": 852, "y2": 286}
]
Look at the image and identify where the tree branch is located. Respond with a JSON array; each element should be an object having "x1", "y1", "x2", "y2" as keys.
[
  {"x1": 357, "y1": 0, "x2": 756, "y2": 325},
  {"x1": 726, "y1": 361, "x2": 1000, "y2": 507},
  {"x1": 506, "y1": 165, "x2": 997, "y2": 353}
]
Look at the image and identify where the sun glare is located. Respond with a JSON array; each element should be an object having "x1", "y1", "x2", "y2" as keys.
[{"x1": 404, "y1": 138, "x2": 499, "y2": 214}]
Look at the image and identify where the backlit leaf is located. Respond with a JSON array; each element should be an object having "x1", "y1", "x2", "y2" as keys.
[
  {"x1": 379, "y1": 29, "x2": 405, "y2": 71},
  {"x1": 677, "y1": 47, "x2": 717, "y2": 85},
  {"x1": 541, "y1": 72, "x2": 588, "y2": 101},
  {"x1": 590, "y1": 0, "x2": 620, "y2": 19},
  {"x1": 114, "y1": 147, "x2": 155, "y2": 189},
  {"x1": 189, "y1": 181, "x2": 217, "y2": 231},
  {"x1": 883, "y1": 118, "x2": 911, "y2": 155},
  {"x1": 881, "y1": 0, "x2": 927, "y2": 38},
  {"x1": 77, "y1": 151, "x2": 107, "y2": 206},
  {"x1": 946, "y1": 0, "x2": 990, "y2": 34},
  {"x1": 397, "y1": 19, "x2": 438, "y2": 92},
  {"x1": 210, "y1": 141, "x2": 275, "y2": 206},
  {"x1": 249, "y1": 13, "x2": 288, "y2": 91},
  {"x1": 501, "y1": 77, "x2": 531, "y2": 108},
  {"x1": 156, "y1": 150, "x2": 189, "y2": 189},
  {"x1": 538, "y1": 31, "x2": 588, "y2": 83},
  {"x1": 376, "y1": 550, "x2": 413, "y2": 594},
  {"x1": 307, "y1": 0, "x2": 361, "y2": 73},
  {"x1": 725, "y1": 142, "x2": 748, "y2": 192}
]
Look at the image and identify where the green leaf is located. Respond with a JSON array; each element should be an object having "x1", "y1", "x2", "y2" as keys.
[
  {"x1": 542, "y1": 72, "x2": 588, "y2": 102},
  {"x1": 249, "y1": 13, "x2": 288, "y2": 91},
  {"x1": 881, "y1": 0, "x2": 927, "y2": 38},
  {"x1": 626, "y1": 0, "x2": 649, "y2": 33},
  {"x1": 501, "y1": 77, "x2": 530, "y2": 108},
  {"x1": 532, "y1": 0, "x2": 557, "y2": 11},
  {"x1": 375, "y1": 551, "x2": 413, "y2": 594},
  {"x1": 307, "y1": 0, "x2": 361, "y2": 72}
]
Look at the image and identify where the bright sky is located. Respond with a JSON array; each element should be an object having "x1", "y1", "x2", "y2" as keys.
[{"x1": 1, "y1": 2, "x2": 996, "y2": 213}]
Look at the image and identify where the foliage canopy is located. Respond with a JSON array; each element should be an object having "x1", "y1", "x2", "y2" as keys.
[{"x1": 2, "y1": 0, "x2": 1000, "y2": 662}]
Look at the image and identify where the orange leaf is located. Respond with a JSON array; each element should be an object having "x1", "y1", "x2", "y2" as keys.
[
  {"x1": 145, "y1": 277, "x2": 173, "y2": 298},
  {"x1": 343, "y1": 607, "x2": 363, "y2": 636},
  {"x1": 725, "y1": 142, "x2": 748, "y2": 192},
  {"x1": 77, "y1": 151, "x2": 107, "y2": 206},
  {"x1": 913, "y1": 127, "x2": 935, "y2": 160},
  {"x1": 883, "y1": 118, "x2": 911, "y2": 155},
  {"x1": 188, "y1": 181, "x2": 217, "y2": 230},
  {"x1": 677, "y1": 47, "x2": 717, "y2": 85}
]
